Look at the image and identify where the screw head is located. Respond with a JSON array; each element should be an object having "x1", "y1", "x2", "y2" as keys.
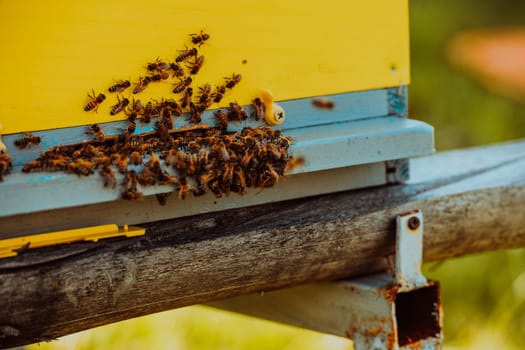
[{"x1": 408, "y1": 216, "x2": 420, "y2": 230}]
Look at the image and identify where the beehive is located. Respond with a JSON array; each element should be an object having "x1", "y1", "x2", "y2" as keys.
[{"x1": 0, "y1": 0, "x2": 433, "y2": 238}]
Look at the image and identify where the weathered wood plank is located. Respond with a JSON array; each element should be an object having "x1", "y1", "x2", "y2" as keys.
[{"x1": 1, "y1": 139, "x2": 525, "y2": 348}]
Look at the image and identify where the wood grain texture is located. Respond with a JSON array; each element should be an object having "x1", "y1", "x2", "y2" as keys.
[{"x1": 1, "y1": 139, "x2": 525, "y2": 347}]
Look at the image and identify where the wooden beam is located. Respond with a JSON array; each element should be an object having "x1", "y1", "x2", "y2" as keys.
[{"x1": 1, "y1": 140, "x2": 525, "y2": 348}]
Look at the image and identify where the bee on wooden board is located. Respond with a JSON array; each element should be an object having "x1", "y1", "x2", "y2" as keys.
[
  {"x1": 0, "y1": 152, "x2": 13, "y2": 181},
  {"x1": 173, "y1": 77, "x2": 192, "y2": 94},
  {"x1": 188, "y1": 55, "x2": 204, "y2": 75},
  {"x1": 14, "y1": 133, "x2": 41, "y2": 149},
  {"x1": 133, "y1": 76, "x2": 152, "y2": 94},
  {"x1": 214, "y1": 110, "x2": 228, "y2": 131},
  {"x1": 108, "y1": 80, "x2": 131, "y2": 93},
  {"x1": 85, "y1": 124, "x2": 105, "y2": 142},
  {"x1": 110, "y1": 95, "x2": 130, "y2": 115},
  {"x1": 311, "y1": 97, "x2": 335, "y2": 110},
  {"x1": 155, "y1": 192, "x2": 172, "y2": 205},
  {"x1": 190, "y1": 30, "x2": 210, "y2": 46},
  {"x1": 225, "y1": 73, "x2": 242, "y2": 89},
  {"x1": 84, "y1": 90, "x2": 106, "y2": 112},
  {"x1": 100, "y1": 166, "x2": 117, "y2": 188},
  {"x1": 176, "y1": 47, "x2": 198, "y2": 63}
]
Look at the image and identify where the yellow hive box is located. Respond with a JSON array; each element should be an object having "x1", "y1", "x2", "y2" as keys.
[{"x1": 0, "y1": 0, "x2": 409, "y2": 134}]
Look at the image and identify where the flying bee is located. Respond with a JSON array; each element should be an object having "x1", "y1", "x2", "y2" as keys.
[
  {"x1": 173, "y1": 77, "x2": 192, "y2": 94},
  {"x1": 84, "y1": 90, "x2": 106, "y2": 112},
  {"x1": 110, "y1": 95, "x2": 130, "y2": 115},
  {"x1": 179, "y1": 87, "x2": 193, "y2": 108},
  {"x1": 213, "y1": 85, "x2": 226, "y2": 103},
  {"x1": 190, "y1": 30, "x2": 210, "y2": 46},
  {"x1": 225, "y1": 73, "x2": 242, "y2": 89},
  {"x1": 188, "y1": 55, "x2": 204, "y2": 75},
  {"x1": 213, "y1": 110, "x2": 228, "y2": 131},
  {"x1": 14, "y1": 133, "x2": 41, "y2": 149},
  {"x1": 108, "y1": 80, "x2": 131, "y2": 93},
  {"x1": 198, "y1": 83, "x2": 212, "y2": 103},
  {"x1": 85, "y1": 124, "x2": 105, "y2": 142},
  {"x1": 170, "y1": 62, "x2": 186, "y2": 77},
  {"x1": 176, "y1": 47, "x2": 198, "y2": 63},
  {"x1": 126, "y1": 98, "x2": 143, "y2": 121},
  {"x1": 100, "y1": 166, "x2": 117, "y2": 188},
  {"x1": 227, "y1": 102, "x2": 248, "y2": 121},
  {"x1": 251, "y1": 97, "x2": 265, "y2": 121},
  {"x1": 147, "y1": 57, "x2": 170, "y2": 72},
  {"x1": 133, "y1": 76, "x2": 151, "y2": 94}
]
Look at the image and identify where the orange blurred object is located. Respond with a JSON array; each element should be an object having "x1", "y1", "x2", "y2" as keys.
[{"x1": 447, "y1": 26, "x2": 525, "y2": 101}]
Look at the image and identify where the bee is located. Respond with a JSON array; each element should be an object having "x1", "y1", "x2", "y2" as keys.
[
  {"x1": 251, "y1": 97, "x2": 265, "y2": 121},
  {"x1": 68, "y1": 159, "x2": 95, "y2": 176},
  {"x1": 160, "y1": 98, "x2": 182, "y2": 116},
  {"x1": 227, "y1": 102, "x2": 248, "y2": 121},
  {"x1": 108, "y1": 80, "x2": 131, "y2": 93},
  {"x1": 155, "y1": 192, "x2": 172, "y2": 205},
  {"x1": 311, "y1": 98, "x2": 335, "y2": 110},
  {"x1": 126, "y1": 98, "x2": 143, "y2": 121},
  {"x1": 188, "y1": 55, "x2": 204, "y2": 75},
  {"x1": 161, "y1": 108, "x2": 174, "y2": 129},
  {"x1": 170, "y1": 62, "x2": 185, "y2": 77},
  {"x1": 93, "y1": 155, "x2": 112, "y2": 168},
  {"x1": 179, "y1": 183, "x2": 189, "y2": 200},
  {"x1": 284, "y1": 156, "x2": 306, "y2": 172},
  {"x1": 211, "y1": 141, "x2": 230, "y2": 161},
  {"x1": 225, "y1": 73, "x2": 242, "y2": 89},
  {"x1": 127, "y1": 120, "x2": 137, "y2": 134},
  {"x1": 0, "y1": 153, "x2": 13, "y2": 181},
  {"x1": 84, "y1": 90, "x2": 106, "y2": 112},
  {"x1": 198, "y1": 83, "x2": 212, "y2": 103},
  {"x1": 173, "y1": 77, "x2": 192, "y2": 94},
  {"x1": 122, "y1": 170, "x2": 143, "y2": 201},
  {"x1": 213, "y1": 85, "x2": 226, "y2": 103},
  {"x1": 149, "y1": 71, "x2": 170, "y2": 81},
  {"x1": 175, "y1": 47, "x2": 198, "y2": 63},
  {"x1": 113, "y1": 154, "x2": 128, "y2": 174},
  {"x1": 147, "y1": 57, "x2": 171, "y2": 72},
  {"x1": 188, "y1": 102, "x2": 202, "y2": 124},
  {"x1": 110, "y1": 95, "x2": 130, "y2": 115},
  {"x1": 100, "y1": 166, "x2": 117, "y2": 188},
  {"x1": 155, "y1": 120, "x2": 170, "y2": 139},
  {"x1": 129, "y1": 151, "x2": 142, "y2": 165},
  {"x1": 14, "y1": 133, "x2": 41, "y2": 149},
  {"x1": 190, "y1": 30, "x2": 210, "y2": 46},
  {"x1": 22, "y1": 160, "x2": 42, "y2": 173},
  {"x1": 133, "y1": 76, "x2": 152, "y2": 94},
  {"x1": 232, "y1": 166, "x2": 247, "y2": 195},
  {"x1": 214, "y1": 110, "x2": 228, "y2": 131},
  {"x1": 142, "y1": 101, "x2": 154, "y2": 123},
  {"x1": 179, "y1": 87, "x2": 193, "y2": 108},
  {"x1": 85, "y1": 124, "x2": 104, "y2": 142}
]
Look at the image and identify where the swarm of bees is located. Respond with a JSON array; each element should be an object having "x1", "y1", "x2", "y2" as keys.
[{"x1": 16, "y1": 30, "x2": 305, "y2": 202}]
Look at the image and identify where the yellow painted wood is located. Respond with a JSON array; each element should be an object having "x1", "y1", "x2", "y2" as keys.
[
  {"x1": 0, "y1": 224, "x2": 145, "y2": 258},
  {"x1": 0, "y1": 0, "x2": 409, "y2": 134}
]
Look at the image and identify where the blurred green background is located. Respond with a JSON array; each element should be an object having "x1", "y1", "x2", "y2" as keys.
[{"x1": 28, "y1": 1, "x2": 525, "y2": 349}]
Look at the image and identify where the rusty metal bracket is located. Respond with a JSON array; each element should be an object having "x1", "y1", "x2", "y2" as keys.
[{"x1": 209, "y1": 209, "x2": 443, "y2": 350}]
